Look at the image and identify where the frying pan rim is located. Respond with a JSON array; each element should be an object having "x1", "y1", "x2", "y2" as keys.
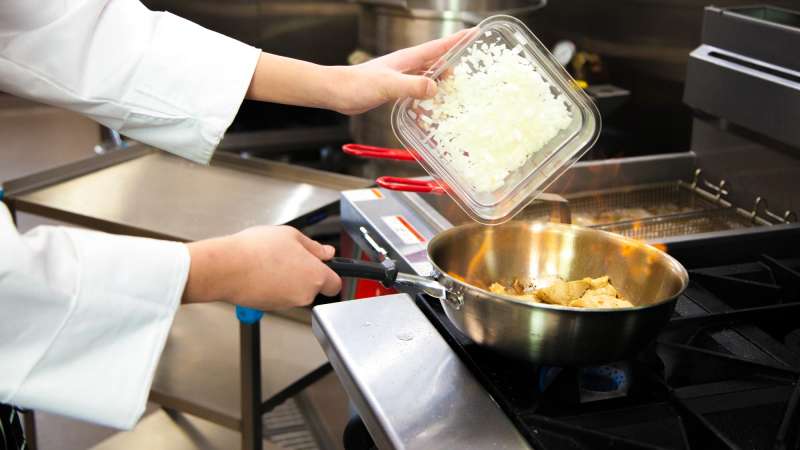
[{"x1": 426, "y1": 221, "x2": 690, "y2": 313}]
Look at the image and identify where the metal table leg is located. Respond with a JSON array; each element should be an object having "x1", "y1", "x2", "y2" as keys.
[
  {"x1": 21, "y1": 410, "x2": 37, "y2": 450},
  {"x1": 237, "y1": 307, "x2": 264, "y2": 450},
  {"x1": 236, "y1": 305, "x2": 333, "y2": 450},
  {"x1": 260, "y1": 363, "x2": 332, "y2": 415}
]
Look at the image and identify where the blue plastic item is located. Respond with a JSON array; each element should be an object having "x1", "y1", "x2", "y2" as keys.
[{"x1": 236, "y1": 305, "x2": 263, "y2": 324}]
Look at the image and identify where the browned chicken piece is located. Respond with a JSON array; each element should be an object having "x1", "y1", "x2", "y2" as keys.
[
  {"x1": 570, "y1": 292, "x2": 634, "y2": 309},
  {"x1": 582, "y1": 278, "x2": 617, "y2": 297},
  {"x1": 586, "y1": 276, "x2": 609, "y2": 289},
  {"x1": 489, "y1": 282, "x2": 507, "y2": 295},
  {"x1": 535, "y1": 279, "x2": 590, "y2": 306},
  {"x1": 512, "y1": 294, "x2": 542, "y2": 303},
  {"x1": 490, "y1": 276, "x2": 630, "y2": 309},
  {"x1": 512, "y1": 277, "x2": 535, "y2": 295},
  {"x1": 594, "y1": 285, "x2": 618, "y2": 297},
  {"x1": 490, "y1": 282, "x2": 541, "y2": 302}
]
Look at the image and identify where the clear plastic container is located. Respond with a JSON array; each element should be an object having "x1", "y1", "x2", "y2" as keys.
[{"x1": 391, "y1": 15, "x2": 601, "y2": 225}]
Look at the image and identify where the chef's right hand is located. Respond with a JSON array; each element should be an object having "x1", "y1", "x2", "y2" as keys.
[{"x1": 182, "y1": 225, "x2": 341, "y2": 309}]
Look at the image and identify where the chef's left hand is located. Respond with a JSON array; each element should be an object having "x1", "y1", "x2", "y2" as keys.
[
  {"x1": 327, "y1": 28, "x2": 473, "y2": 115},
  {"x1": 245, "y1": 28, "x2": 473, "y2": 116}
]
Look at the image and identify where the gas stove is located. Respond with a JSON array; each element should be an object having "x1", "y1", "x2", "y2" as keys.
[
  {"x1": 317, "y1": 6, "x2": 800, "y2": 449},
  {"x1": 317, "y1": 194, "x2": 800, "y2": 450},
  {"x1": 328, "y1": 178, "x2": 800, "y2": 450},
  {"x1": 410, "y1": 230, "x2": 800, "y2": 450},
  {"x1": 327, "y1": 154, "x2": 800, "y2": 450}
]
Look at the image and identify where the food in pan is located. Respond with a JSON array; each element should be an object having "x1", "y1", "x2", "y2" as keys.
[
  {"x1": 417, "y1": 38, "x2": 573, "y2": 193},
  {"x1": 489, "y1": 275, "x2": 634, "y2": 309}
]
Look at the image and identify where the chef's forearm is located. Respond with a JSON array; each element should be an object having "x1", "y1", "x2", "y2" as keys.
[
  {"x1": 182, "y1": 238, "x2": 228, "y2": 304},
  {"x1": 245, "y1": 52, "x2": 346, "y2": 113}
]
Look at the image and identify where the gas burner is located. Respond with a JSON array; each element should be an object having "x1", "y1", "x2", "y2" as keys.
[
  {"x1": 414, "y1": 251, "x2": 800, "y2": 450},
  {"x1": 537, "y1": 363, "x2": 631, "y2": 403}
]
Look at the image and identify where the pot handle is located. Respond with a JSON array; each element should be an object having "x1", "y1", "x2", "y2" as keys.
[
  {"x1": 376, "y1": 176, "x2": 446, "y2": 194},
  {"x1": 325, "y1": 257, "x2": 398, "y2": 286},
  {"x1": 342, "y1": 144, "x2": 416, "y2": 161},
  {"x1": 326, "y1": 257, "x2": 448, "y2": 300}
]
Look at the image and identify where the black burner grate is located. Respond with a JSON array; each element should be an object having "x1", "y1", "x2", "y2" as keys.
[{"x1": 415, "y1": 246, "x2": 800, "y2": 450}]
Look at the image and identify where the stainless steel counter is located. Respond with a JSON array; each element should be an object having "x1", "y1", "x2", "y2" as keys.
[{"x1": 312, "y1": 294, "x2": 532, "y2": 450}]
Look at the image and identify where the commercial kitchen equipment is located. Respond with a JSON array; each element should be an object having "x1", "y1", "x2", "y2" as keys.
[
  {"x1": 143, "y1": 0, "x2": 358, "y2": 67},
  {"x1": 313, "y1": 5, "x2": 800, "y2": 448},
  {"x1": 525, "y1": 0, "x2": 800, "y2": 84},
  {"x1": 522, "y1": 0, "x2": 800, "y2": 160},
  {"x1": 1, "y1": 145, "x2": 371, "y2": 450},
  {"x1": 315, "y1": 229, "x2": 800, "y2": 449}
]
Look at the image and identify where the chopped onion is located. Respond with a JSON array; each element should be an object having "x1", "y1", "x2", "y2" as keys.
[{"x1": 422, "y1": 40, "x2": 572, "y2": 193}]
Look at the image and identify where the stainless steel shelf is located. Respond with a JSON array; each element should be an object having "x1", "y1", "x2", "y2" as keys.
[{"x1": 7, "y1": 147, "x2": 369, "y2": 241}]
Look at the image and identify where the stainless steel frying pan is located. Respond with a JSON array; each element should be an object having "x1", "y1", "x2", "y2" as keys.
[{"x1": 328, "y1": 221, "x2": 689, "y2": 366}]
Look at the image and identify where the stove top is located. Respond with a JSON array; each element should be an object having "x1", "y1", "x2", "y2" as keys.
[{"x1": 413, "y1": 233, "x2": 800, "y2": 450}]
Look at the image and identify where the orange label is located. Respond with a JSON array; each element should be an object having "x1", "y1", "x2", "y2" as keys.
[
  {"x1": 382, "y1": 215, "x2": 426, "y2": 245},
  {"x1": 346, "y1": 189, "x2": 384, "y2": 202}
]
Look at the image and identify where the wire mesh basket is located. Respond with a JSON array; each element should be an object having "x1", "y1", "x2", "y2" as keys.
[
  {"x1": 420, "y1": 179, "x2": 778, "y2": 241},
  {"x1": 564, "y1": 182, "x2": 719, "y2": 227},
  {"x1": 514, "y1": 181, "x2": 759, "y2": 240},
  {"x1": 594, "y1": 208, "x2": 757, "y2": 241}
]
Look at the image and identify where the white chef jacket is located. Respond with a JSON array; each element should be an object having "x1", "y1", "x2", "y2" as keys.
[{"x1": 0, "y1": 0, "x2": 261, "y2": 429}]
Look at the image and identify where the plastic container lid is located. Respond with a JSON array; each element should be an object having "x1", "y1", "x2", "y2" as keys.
[{"x1": 391, "y1": 15, "x2": 601, "y2": 225}]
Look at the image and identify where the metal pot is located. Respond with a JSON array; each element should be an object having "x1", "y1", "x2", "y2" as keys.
[
  {"x1": 328, "y1": 221, "x2": 689, "y2": 366},
  {"x1": 356, "y1": 0, "x2": 547, "y2": 57}
]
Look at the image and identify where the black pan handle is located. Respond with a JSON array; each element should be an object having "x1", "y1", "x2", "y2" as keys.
[{"x1": 325, "y1": 257, "x2": 398, "y2": 286}]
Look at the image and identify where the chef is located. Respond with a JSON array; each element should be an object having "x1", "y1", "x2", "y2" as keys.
[{"x1": 0, "y1": 0, "x2": 466, "y2": 443}]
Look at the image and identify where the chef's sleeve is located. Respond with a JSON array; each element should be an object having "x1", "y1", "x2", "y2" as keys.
[
  {"x1": 0, "y1": 0, "x2": 261, "y2": 164},
  {"x1": 0, "y1": 203, "x2": 190, "y2": 429}
]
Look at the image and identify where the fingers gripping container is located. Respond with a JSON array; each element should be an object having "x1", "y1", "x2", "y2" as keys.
[{"x1": 391, "y1": 15, "x2": 601, "y2": 225}]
